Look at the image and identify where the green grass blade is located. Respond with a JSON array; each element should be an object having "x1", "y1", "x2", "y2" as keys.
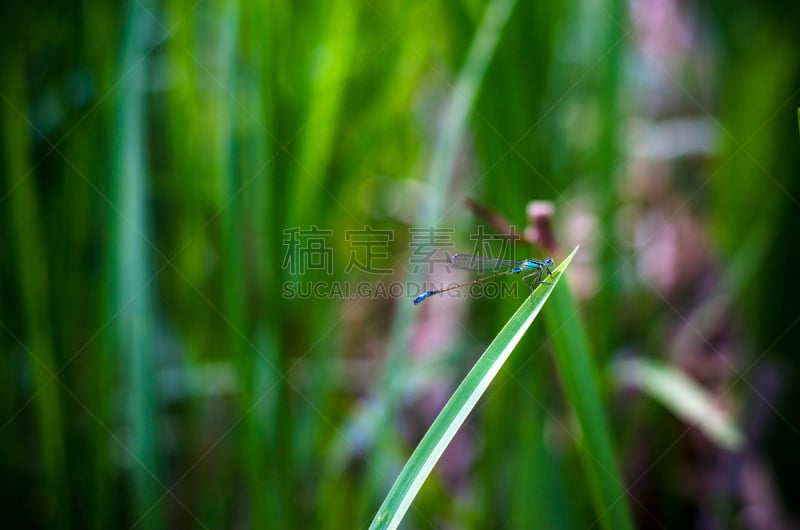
[
  {"x1": 369, "y1": 246, "x2": 579, "y2": 530},
  {"x1": 543, "y1": 276, "x2": 635, "y2": 530}
]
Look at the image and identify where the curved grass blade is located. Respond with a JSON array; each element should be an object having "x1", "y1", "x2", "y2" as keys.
[
  {"x1": 612, "y1": 357, "x2": 743, "y2": 450},
  {"x1": 369, "y1": 246, "x2": 579, "y2": 530}
]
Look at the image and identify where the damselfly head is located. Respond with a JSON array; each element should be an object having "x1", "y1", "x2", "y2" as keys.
[{"x1": 543, "y1": 258, "x2": 554, "y2": 266}]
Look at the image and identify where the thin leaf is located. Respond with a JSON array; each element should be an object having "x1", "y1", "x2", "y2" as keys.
[
  {"x1": 612, "y1": 357, "x2": 743, "y2": 450},
  {"x1": 369, "y1": 246, "x2": 579, "y2": 530},
  {"x1": 543, "y1": 275, "x2": 635, "y2": 530}
]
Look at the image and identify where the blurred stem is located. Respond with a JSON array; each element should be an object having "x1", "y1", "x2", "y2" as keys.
[
  {"x1": 420, "y1": 0, "x2": 518, "y2": 227},
  {"x1": 287, "y1": 0, "x2": 360, "y2": 227},
  {"x1": 238, "y1": 0, "x2": 288, "y2": 526},
  {"x1": 0, "y1": 48, "x2": 68, "y2": 529},
  {"x1": 113, "y1": 0, "x2": 161, "y2": 527},
  {"x1": 214, "y1": 1, "x2": 287, "y2": 528},
  {"x1": 595, "y1": 0, "x2": 626, "y2": 360}
]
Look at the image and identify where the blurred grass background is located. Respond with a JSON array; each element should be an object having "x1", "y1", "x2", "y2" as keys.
[{"x1": 1, "y1": 0, "x2": 799, "y2": 528}]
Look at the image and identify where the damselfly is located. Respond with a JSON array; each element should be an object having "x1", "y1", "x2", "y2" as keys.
[{"x1": 413, "y1": 254, "x2": 555, "y2": 305}]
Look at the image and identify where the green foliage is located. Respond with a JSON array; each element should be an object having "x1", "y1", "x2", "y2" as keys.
[{"x1": 1, "y1": 0, "x2": 799, "y2": 528}]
